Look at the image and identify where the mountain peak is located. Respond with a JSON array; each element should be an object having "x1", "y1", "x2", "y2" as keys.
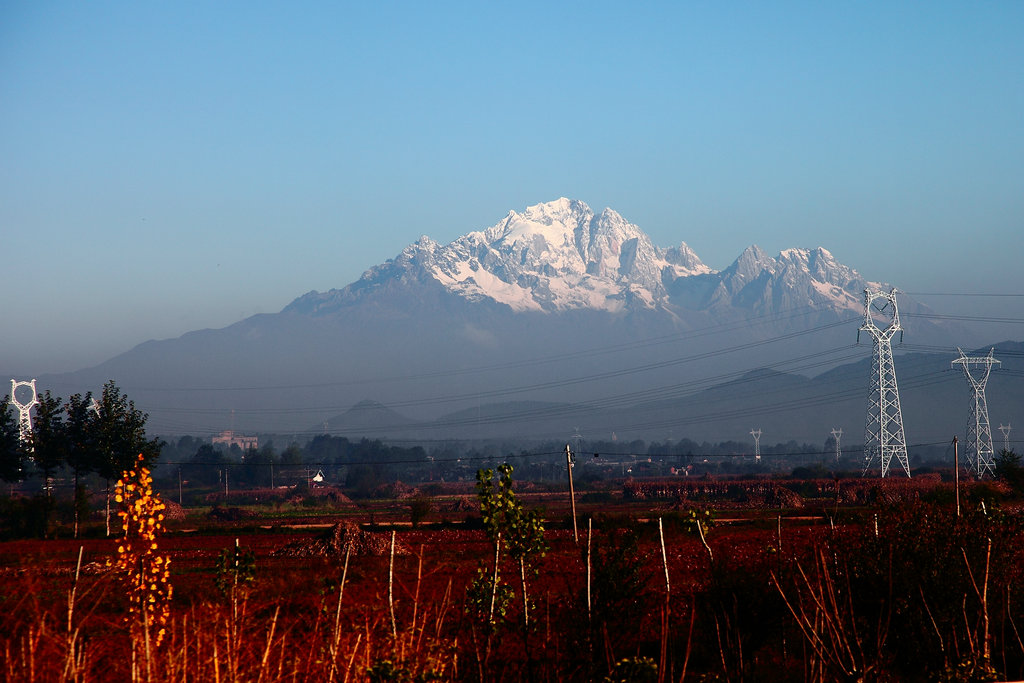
[{"x1": 725, "y1": 245, "x2": 772, "y2": 280}]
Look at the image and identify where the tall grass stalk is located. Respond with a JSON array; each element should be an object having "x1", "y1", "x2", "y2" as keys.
[
  {"x1": 771, "y1": 547, "x2": 887, "y2": 681},
  {"x1": 61, "y1": 546, "x2": 85, "y2": 682},
  {"x1": 255, "y1": 605, "x2": 279, "y2": 683},
  {"x1": 389, "y1": 529, "x2": 397, "y2": 641},
  {"x1": 658, "y1": 517, "x2": 670, "y2": 683},
  {"x1": 327, "y1": 545, "x2": 351, "y2": 682}
]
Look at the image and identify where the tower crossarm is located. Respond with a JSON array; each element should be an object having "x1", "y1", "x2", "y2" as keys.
[
  {"x1": 952, "y1": 348, "x2": 1000, "y2": 388},
  {"x1": 10, "y1": 379, "x2": 39, "y2": 445}
]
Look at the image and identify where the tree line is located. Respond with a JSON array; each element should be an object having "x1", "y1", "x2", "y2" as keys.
[{"x1": 1, "y1": 380, "x2": 161, "y2": 535}]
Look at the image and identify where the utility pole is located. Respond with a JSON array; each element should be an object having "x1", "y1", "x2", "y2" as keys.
[
  {"x1": 859, "y1": 289, "x2": 911, "y2": 478},
  {"x1": 565, "y1": 444, "x2": 578, "y2": 544},
  {"x1": 953, "y1": 436, "x2": 960, "y2": 517}
]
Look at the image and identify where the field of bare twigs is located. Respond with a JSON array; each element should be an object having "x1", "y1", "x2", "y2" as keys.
[{"x1": 2, "y1": 476, "x2": 1024, "y2": 682}]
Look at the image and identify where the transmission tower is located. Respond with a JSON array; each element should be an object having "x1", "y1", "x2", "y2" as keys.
[
  {"x1": 953, "y1": 348, "x2": 1000, "y2": 478},
  {"x1": 750, "y1": 428, "x2": 762, "y2": 463},
  {"x1": 999, "y1": 424, "x2": 1012, "y2": 453},
  {"x1": 831, "y1": 428, "x2": 843, "y2": 463},
  {"x1": 10, "y1": 379, "x2": 39, "y2": 446},
  {"x1": 859, "y1": 289, "x2": 911, "y2": 478}
]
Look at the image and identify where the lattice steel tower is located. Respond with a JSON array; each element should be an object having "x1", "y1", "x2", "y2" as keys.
[
  {"x1": 953, "y1": 348, "x2": 1000, "y2": 478},
  {"x1": 831, "y1": 428, "x2": 843, "y2": 463},
  {"x1": 10, "y1": 379, "x2": 39, "y2": 445},
  {"x1": 860, "y1": 289, "x2": 911, "y2": 477},
  {"x1": 751, "y1": 428, "x2": 762, "y2": 463},
  {"x1": 999, "y1": 424, "x2": 1012, "y2": 453}
]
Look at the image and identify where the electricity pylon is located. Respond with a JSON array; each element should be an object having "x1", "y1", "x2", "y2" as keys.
[
  {"x1": 999, "y1": 424, "x2": 1012, "y2": 453},
  {"x1": 831, "y1": 428, "x2": 843, "y2": 463},
  {"x1": 10, "y1": 379, "x2": 38, "y2": 446},
  {"x1": 953, "y1": 348, "x2": 1000, "y2": 478},
  {"x1": 859, "y1": 289, "x2": 911, "y2": 478},
  {"x1": 751, "y1": 428, "x2": 762, "y2": 463}
]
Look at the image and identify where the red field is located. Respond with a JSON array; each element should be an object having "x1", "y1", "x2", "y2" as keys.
[{"x1": 2, "y1": 478, "x2": 1023, "y2": 682}]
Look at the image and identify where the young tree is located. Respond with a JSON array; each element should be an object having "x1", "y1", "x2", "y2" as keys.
[
  {"x1": 0, "y1": 395, "x2": 26, "y2": 484},
  {"x1": 92, "y1": 381, "x2": 163, "y2": 535},
  {"x1": 29, "y1": 391, "x2": 67, "y2": 495},
  {"x1": 994, "y1": 449, "x2": 1024, "y2": 495},
  {"x1": 244, "y1": 445, "x2": 276, "y2": 488},
  {"x1": 65, "y1": 392, "x2": 98, "y2": 536},
  {"x1": 185, "y1": 443, "x2": 224, "y2": 487},
  {"x1": 476, "y1": 464, "x2": 547, "y2": 628}
]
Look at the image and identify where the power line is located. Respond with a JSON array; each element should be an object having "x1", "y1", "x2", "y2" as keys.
[
  {"x1": 116, "y1": 304, "x2": 846, "y2": 394},
  {"x1": 141, "y1": 317, "x2": 860, "y2": 418},
  {"x1": 904, "y1": 292, "x2": 1024, "y2": 298}
]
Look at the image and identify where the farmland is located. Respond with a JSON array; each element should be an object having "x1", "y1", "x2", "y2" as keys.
[{"x1": 2, "y1": 473, "x2": 1024, "y2": 682}]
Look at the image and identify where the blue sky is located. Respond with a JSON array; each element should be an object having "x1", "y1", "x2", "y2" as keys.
[{"x1": 2, "y1": 2, "x2": 1022, "y2": 374}]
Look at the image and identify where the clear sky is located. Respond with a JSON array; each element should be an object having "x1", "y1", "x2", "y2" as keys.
[{"x1": 2, "y1": 2, "x2": 1022, "y2": 374}]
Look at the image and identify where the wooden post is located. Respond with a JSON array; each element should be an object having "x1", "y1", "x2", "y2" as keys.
[
  {"x1": 388, "y1": 530, "x2": 397, "y2": 640},
  {"x1": 566, "y1": 444, "x2": 578, "y2": 544},
  {"x1": 954, "y1": 436, "x2": 960, "y2": 517},
  {"x1": 658, "y1": 518, "x2": 670, "y2": 683},
  {"x1": 586, "y1": 518, "x2": 592, "y2": 625}
]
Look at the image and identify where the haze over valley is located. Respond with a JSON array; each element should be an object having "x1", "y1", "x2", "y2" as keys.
[{"x1": 11, "y1": 198, "x2": 1021, "y2": 449}]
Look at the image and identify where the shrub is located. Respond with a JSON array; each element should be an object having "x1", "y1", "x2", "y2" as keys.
[{"x1": 111, "y1": 454, "x2": 173, "y2": 648}]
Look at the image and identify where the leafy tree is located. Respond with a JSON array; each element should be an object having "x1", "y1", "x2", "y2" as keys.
[
  {"x1": 476, "y1": 464, "x2": 547, "y2": 627},
  {"x1": 186, "y1": 444, "x2": 224, "y2": 487},
  {"x1": 64, "y1": 392, "x2": 98, "y2": 537},
  {"x1": 242, "y1": 445, "x2": 275, "y2": 487},
  {"x1": 994, "y1": 449, "x2": 1024, "y2": 495},
  {"x1": 93, "y1": 380, "x2": 161, "y2": 480},
  {"x1": 346, "y1": 463, "x2": 379, "y2": 498},
  {"x1": 468, "y1": 464, "x2": 547, "y2": 677},
  {"x1": 0, "y1": 395, "x2": 26, "y2": 483},
  {"x1": 64, "y1": 392, "x2": 97, "y2": 480},
  {"x1": 91, "y1": 381, "x2": 162, "y2": 535},
  {"x1": 29, "y1": 391, "x2": 67, "y2": 495},
  {"x1": 279, "y1": 444, "x2": 303, "y2": 466}
]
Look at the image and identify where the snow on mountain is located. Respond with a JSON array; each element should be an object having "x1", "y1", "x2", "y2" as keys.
[
  {"x1": 423, "y1": 197, "x2": 713, "y2": 313},
  {"x1": 693, "y1": 244, "x2": 881, "y2": 316},
  {"x1": 333, "y1": 198, "x2": 877, "y2": 320},
  {"x1": 286, "y1": 198, "x2": 888, "y2": 323}
]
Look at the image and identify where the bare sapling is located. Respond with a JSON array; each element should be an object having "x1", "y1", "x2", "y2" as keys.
[
  {"x1": 389, "y1": 529, "x2": 397, "y2": 641},
  {"x1": 327, "y1": 545, "x2": 352, "y2": 682},
  {"x1": 658, "y1": 517, "x2": 670, "y2": 683}
]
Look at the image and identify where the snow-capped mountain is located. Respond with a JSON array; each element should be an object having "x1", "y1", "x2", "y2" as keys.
[
  {"x1": 42, "y1": 198, "x2": 975, "y2": 436},
  {"x1": 287, "y1": 198, "x2": 875, "y2": 321}
]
